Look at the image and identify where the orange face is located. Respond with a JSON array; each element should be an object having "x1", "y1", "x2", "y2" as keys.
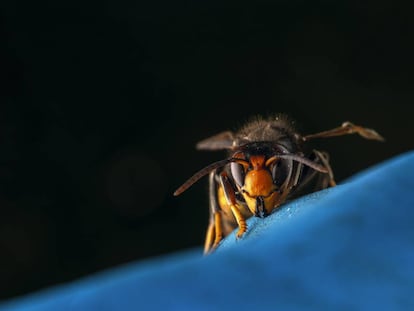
[{"x1": 239, "y1": 155, "x2": 280, "y2": 217}]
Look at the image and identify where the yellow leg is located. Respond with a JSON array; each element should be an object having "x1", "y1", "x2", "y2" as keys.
[
  {"x1": 212, "y1": 212, "x2": 223, "y2": 249},
  {"x1": 203, "y1": 221, "x2": 215, "y2": 254},
  {"x1": 230, "y1": 204, "x2": 247, "y2": 238},
  {"x1": 203, "y1": 212, "x2": 224, "y2": 254}
]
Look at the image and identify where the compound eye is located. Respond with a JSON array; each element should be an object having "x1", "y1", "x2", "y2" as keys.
[
  {"x1": 230, "y1": 162, "x2": 245, "y2": 187},
  {"x1": 271, "y1": 158, "x2": 292, "y2": 187}
]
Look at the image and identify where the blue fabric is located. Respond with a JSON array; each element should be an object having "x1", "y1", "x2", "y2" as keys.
[{"x1": 1, "y1": 151, "x2": 414, "y2": 311}]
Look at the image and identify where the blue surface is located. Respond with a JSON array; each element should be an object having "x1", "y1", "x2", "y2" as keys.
[{"x1": 1, "y1": 151, "x2": 414, "y2": 311}]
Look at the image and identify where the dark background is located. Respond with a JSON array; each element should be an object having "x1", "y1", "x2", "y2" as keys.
[{"x1": 1, "y1": 0, "x2": 413, "y2": 300}]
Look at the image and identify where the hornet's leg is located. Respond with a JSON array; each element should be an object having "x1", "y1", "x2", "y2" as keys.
[
  {"x1": 313, "y1": 150, "x2": 336, "y2": 187},
  {"x1": 203, "y1": 219, "x2": 215, "y2": 254},
  {"x1": 204, "y1": 171, "x2": 223, "y2": 254},
  {"x1": 219, "y1": 172, "x2": 247, "y2": 239},
  {"x1": 288, "y1": 150, "x2": 336, "y2": 197}
]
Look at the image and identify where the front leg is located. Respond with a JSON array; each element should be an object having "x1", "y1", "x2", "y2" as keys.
[{"x1": 219, "y1": 172, "x2": 248, "y2": 239}]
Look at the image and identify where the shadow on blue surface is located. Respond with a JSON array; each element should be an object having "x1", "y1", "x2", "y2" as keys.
[{"x1": 1, "y1": 151, "x2": 414, "y2": 310}]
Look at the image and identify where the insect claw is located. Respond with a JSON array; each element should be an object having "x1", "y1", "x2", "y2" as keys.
[{"x1": 236, "y1": 224, "x2": 247, "y2": 239}]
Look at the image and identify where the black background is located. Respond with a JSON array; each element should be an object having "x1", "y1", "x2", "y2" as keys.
[{"x1": 1, "y1": 0, "x2": 413, "y2": 300}]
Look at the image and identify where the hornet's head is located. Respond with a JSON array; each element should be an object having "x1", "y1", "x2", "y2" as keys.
[{"x1": 229, "y1": 151, "x2": 284, "y2": 217}]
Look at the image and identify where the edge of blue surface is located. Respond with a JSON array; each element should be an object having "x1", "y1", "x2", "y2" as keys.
[{"x1": 1, "y1": 151, "x2": 414, "y2": 310}]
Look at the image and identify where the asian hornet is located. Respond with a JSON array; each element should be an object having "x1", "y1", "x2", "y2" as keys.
[{"x1": 174, "y1": 115, "x2": 384, "y2": 254}]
